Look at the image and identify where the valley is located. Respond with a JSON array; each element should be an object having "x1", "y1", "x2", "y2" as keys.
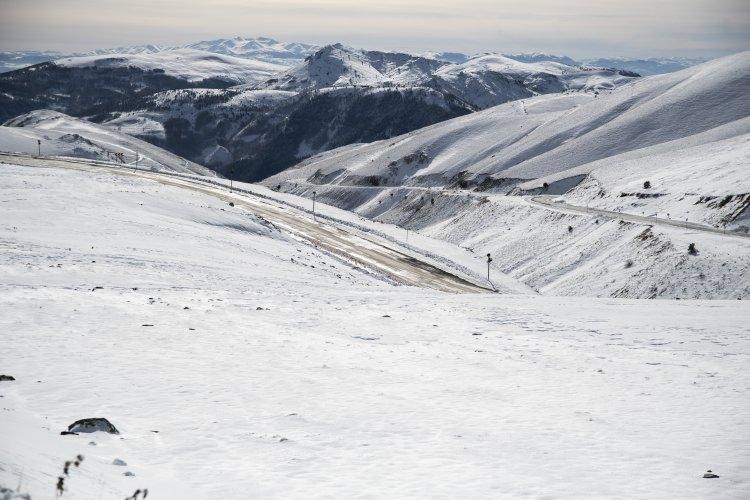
[{"x1": 0, "y1": 25, "x2": 748, "y2": 500}]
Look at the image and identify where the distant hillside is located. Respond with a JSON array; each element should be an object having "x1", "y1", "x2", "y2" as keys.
[
  {"x1": 260, "y1": 53, "x2": 750, "y2": 299},
  {"x1": 259, "y1": 44, "x2": 637, "y2": 109},
  {"x1": 581, "y1": 56, "x2": 707, "y2": 76},
  {"x1": 1, "y1": 109, "x2": 215, "y2": 175},
  {"x1": 0, "y1": 36, "x2": 317, "y2": 73},
  {"x1": 268, "y1": 52, "x2": 749, "y2": 193},
  {"x1": 0, "y1": 42, "x2": 643, "y2": 182}
]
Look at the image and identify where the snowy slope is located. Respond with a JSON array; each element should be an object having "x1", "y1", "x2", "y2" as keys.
[
  {"x1": 1, "y1": 161, "x2": 749, "y2": 499},
  {"x1": 433, "y1": 54, "x2": 636, "y2": 108},
  {"x1": 55, "y1": 48, "x2": 286, "y2": 84},
  {"x1": 0, "y1": 42, "x2": 640, "y2": 181},
  {"x1": 272, "y1": 52, "x2": 749, "y2": 190},
  {"x1": 0, "y1": 38, "x2": 313, "y2": 74},
  {"x1": 259, "y1": 44, "x2": 395, "y2": 90},
  {"x1": 1, "y1": 110, "x2": 215, "y2": 175},
  {"x1": 524, "y1": 120, "x2": 750, "y2": 231},
  {"x1": 264, "y1": 53, "x2": 750, "y2": 298},
  {"x1": 258, "y1": 46, "x2": 636, "y2": 109}
]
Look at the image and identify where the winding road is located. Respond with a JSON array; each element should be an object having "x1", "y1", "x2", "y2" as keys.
[
  {"x1": 0, "y1": 153, "x2": 490, "y2": 294},
  {"x1": 529, "y1": 195, "x2": 749, "y2": 240}
]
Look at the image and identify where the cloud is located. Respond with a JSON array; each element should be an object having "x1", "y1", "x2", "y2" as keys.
[{"x1": 0, "y1": 0, "x2": 748, "y2": 57}]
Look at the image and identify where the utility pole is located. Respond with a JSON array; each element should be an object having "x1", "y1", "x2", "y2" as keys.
[
  {"x1": 37, "y1": 139, "x2": 41, "y2": 156},
  {"x1": 312, "y1": 191, "x2": 317, "y2": 221},
  {"x1": 486, "y1": 253, "x2": 493, "y2": 281}
]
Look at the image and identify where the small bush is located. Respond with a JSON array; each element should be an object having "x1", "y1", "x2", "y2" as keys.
[
  {"x1": 624, "y1": 259, "x2": 633, "y2": 269},
  {"x1": 567, "y1": 225, "x2": 573, "y2": 233},
  {"x1": 643, "y1": 181, "x2": 651, "y2": 189},
  {"x1": 126, "y1": 488, "x2": 149, "y2": 500},
  {"x1": 688, "y1": 242, "x2": 698, "y2": 255},
  {"x1": 56, "y1": 455, "x2": 84, "y2": 496}
]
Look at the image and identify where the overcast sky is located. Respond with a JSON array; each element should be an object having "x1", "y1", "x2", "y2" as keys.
[{"x1": 1, "y1": 0, "x2": 748, "y2": 58}]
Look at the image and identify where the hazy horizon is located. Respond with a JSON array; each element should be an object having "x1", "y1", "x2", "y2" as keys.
[{"x1": 1, "y1": 0, "x2": 749, "y2": 59}]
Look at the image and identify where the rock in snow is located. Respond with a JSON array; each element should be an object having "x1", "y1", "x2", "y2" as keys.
[
  {"x1": 0, "y1": 486, "x2": 31, "y2": 500},
  {"x1": 66, "y1": 418, "x2": 119, "y2": 434},
  {"x1": 0, "y1": 374, "x2": 15, "y2": 381}
]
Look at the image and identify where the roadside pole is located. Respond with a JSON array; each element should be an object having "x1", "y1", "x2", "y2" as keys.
[
  {"x1": 312, "y1": 191, "x2": 317, "y2": 221},
  {"x1": 486, "y1": 253, "x2": 493, "y2": 281},
  {"x1": 229, "y1": 168, "x2": 234, "y2": 193},
  {"x1": 37, "y1": 139, "x2": 41, "y2": 156}
]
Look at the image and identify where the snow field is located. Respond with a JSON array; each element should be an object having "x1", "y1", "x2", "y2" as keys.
[{"x1": 1, "y1": 163, "x2": 749, "y2": 498}]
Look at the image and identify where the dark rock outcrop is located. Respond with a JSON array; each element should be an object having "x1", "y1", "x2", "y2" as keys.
[{"x1": 66, "y1": 417, "x2": 119, "y2": 434}]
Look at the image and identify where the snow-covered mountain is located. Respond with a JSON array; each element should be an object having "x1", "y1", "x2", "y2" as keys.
[
  {"x1": 421, "y1": 51, "x2": 469, "y2": 64},
  {"x1": 432, "y1": 54, "x2": 637, "y2": 109},
  {"x1": 271, "y1": 52, "x2": 748, "y2": 193},
  {"x1": 0, "y1": 46, "x2": 165, "y2": 73},
  {"x1": 0, "y1": 50, "x2": 69, "y2": 73},
  {"x1": 258, "y1": 44, "x2": 448, "y2": 90},
  {"x1": 503, "y1": 52, "x2": 579, "y2": 66},
  {"x1": 260, "y1": 45, "x2": 637, "y2": 109},
  {"x1": 77, "y1": 44, "x2": 638, "y2": 181},
  {"x1": 423, "y1": 52, "x2": 707, "y2": 77},
  {"x1": 183, "y1": 36, "x2": 318, "y2": 65},
  {"x1": 581, "y1": 56, "x2": 708, "y2": 76},
  {"x1": 0, "y1": 36, "x2": 708, "y2": 77},
  {"x1": 263, "y1": 52, "x2": 750, "y2": 299},
  {"x1": 107, "y1": 84, "x2": 470, "y2": 178},
  {"x1": 501, "y1": 54, "x2": 707, "y2": 76},
  {"x1": 1, "y1": 109, "x2": 215, "y2": 175},
  {"x1": 55, "y1": 48, "x2": 286, "y2": 84},
  {"x1": 0, "y1": 37, "x2": 315, "y2": 74},
  {"x1": 0, "y1": 40, "x2": 717, "y2": 185}
]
